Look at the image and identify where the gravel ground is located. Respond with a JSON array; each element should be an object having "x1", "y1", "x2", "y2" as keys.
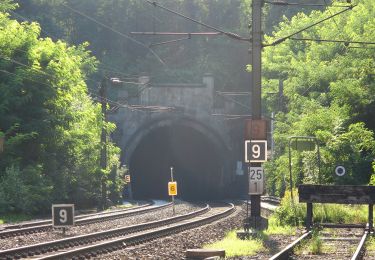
[
  {"x1": 364, "y1": 248, "x2": 375, "y2": 259},
  {"x1": 0, "y1": 201, "x2": 201, "y2": 250},
  {"x1": 101, "y1": 203, "x2": 303, "y2": 260}
]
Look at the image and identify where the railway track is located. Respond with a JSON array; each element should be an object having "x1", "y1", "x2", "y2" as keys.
[
  {"x1": 0, "y1": 201, "x2": 171, "y2": 239},
  {"x1": 270, "y1": 225, "x2": 369, "y2": 260},
  {"x1": 2, "y1": 202, "x2": 152, "y2": 231},
  {"x1": 0, "y1": 202, "x2": 235, "y2": 259}
]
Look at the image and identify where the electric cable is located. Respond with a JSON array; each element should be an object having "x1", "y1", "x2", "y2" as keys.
[
  {"x1": 145, "y1": 1, "x2": 251, "y2": 42},
  {"x1": 322, "y1": 0, "x2": 351, "y2": 46},
  {"x1": 290, "y1": 37, "x2": 375, "y2": 46},
  {"x1": 0, "y1": 56, "x2": 173, "y2": 113},
  {"x1": 10, "y1": 10, "x2": 147, "y2": 78},
  {"x1": 61, "y1": 2, "x2": 166, "y2": 66},
  {"x1": 266, "y1": 5, "x2": 355, "y2": 46}
]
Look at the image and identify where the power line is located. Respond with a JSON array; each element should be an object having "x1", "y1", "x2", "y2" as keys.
[
  {"x1": 322, "y1": 0, "x2": 350, "y2": 44},
  {"x1": 61, "y1": 3, "x2": 166, "y2": 67},
  {"x1": 9, "y1": 10, "x2": 57, "y2": 40},
  {"x1": 266, "y1": 5, "x2": 355, "y2": 46},
  {"x1": 264, "y1": 0, "x2": 351, "y2": 7},
  {"x1": 9, "y1": 10, "x2": 137, "y2": 83},
  {"x1": 216, "y1": 91, "x2": 251, "y2": 111},
  {"x1": 290, "y1": 37, "x2": 375, "y2": 45},
  {"x1": 0, "y1": 69, "x2": 52, "y2": 88},
  {"x1": 144, "y1": 1, "x2": 251, "y2": 42},
  {"x1": 0, "y1": 56, "x2": 174, "y2": 113}
]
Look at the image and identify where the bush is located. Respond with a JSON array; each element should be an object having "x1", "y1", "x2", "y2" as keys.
[
  {"x1": 0, "y1": 165, "x2": 52, "y2": 214},
  {"x1": 274, "y1": 189, "x2": 306, "y2": 226}
]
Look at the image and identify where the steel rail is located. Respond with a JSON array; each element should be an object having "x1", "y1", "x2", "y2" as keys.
[
  {"x1": 269, "y1": 230, "x2": 312, "y2": 260},
  {"x1": 0, "y1": 202, "x2": 171, "y2": 239},
  {"x1": 2, "y1": 202, "x2": 152, "y2": 230},
  {"x1": 0, "y1": 203, "x2": 210, "y2": 259},
  {"x1": 36, "y1": 203, "x2": 235, "y2": 259},
  {"x1": 351, "y1": 230, "x2": 369, "y2": 260}
]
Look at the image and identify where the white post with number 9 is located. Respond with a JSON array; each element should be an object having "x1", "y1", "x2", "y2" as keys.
[
  {"x1": 248, "y1": 166, "x2": 264, "y2": 195},
  {"x1": 52, "y1": 204, "x2": 74, "y2": 228}
]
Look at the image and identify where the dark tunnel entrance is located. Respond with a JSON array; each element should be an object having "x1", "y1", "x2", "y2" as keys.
[{"x1": 129, "y1": 123, "x2": 225, "y2": 200}]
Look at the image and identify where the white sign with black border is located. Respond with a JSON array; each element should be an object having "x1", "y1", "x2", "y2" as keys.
[
  {"x1": 248, "y1": 166, "x2": 264, "y2": 195},
  {"x1": 52, "y1": 204, "x2": 75, "y2": 228},
  {"x1": 245, "y1": 140, "x2": 267, "y2": 163},
  {"x1": 335, "y1": 165, "x2": 346, "y2": 177}
]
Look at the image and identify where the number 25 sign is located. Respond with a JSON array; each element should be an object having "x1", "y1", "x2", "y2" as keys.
[
  {"x1": 245, "y1": 140, "x2": 267, "y2": 163},
  {"x1": 248, "y1": 167, "x2": 264, "y2": 194}
]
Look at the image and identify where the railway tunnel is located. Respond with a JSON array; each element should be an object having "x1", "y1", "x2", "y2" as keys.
[{"x1": 128, "y1": 120, "x2": 228, "y2": 200}]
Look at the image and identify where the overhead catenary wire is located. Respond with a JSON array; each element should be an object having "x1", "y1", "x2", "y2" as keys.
[
  {"x1": 7, "y1": 11, "x2": 138, "y2": 84},
  {"x1": 266, "y1": 5, "x2": 355, "y2": 46},
  {"x1": 322, "y1": 0, "x2": 352, "y2": 44},
  {"x1": 144, "y1": 1, "x2": 251, "y2": 42},
  {"x1": 290, "y1": 37, "x2": 375, "y2": 46},
  {"x1": 0, "y1": 56, "x2": 174, "y2": 113},
  {"x1": 61, "y1": 2, "x2": 166, "y2": 67},
  {"x1": 216, "y1": 91, "x2": 251, "y2": 111},
  {"x1": 264, "y1": 0, "x2": 351, "y2": 8},
  {"x1": 9, "y1": 10, "x2": 57, "y2": 40}
]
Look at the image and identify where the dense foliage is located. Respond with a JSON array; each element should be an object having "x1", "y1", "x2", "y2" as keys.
[
  {"x1": 263, "y1": 0, "x2": 375, "y2": 195},
  {"x1": 1, "y1": 0, "x2": 374, "y2": 215},
  {"x1": 14, "y1": 0, "x2": 326, "y2": 92},
  {"x1": 0, "y1": 1, "x2": 122, "y2": 214}
]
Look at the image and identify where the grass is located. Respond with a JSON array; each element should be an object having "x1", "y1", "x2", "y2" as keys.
[
  {"x1": 203, "y1": 213, "x2": 296, "y2": 257},
  {"x1": 313, "y1": 204, "x2": 368, "y2": 224},
  {"x1": 366, "y1": 236, "x2": 375, "y2": 251},
  {"x1": 203, "y1": 230, "x2": 264, "y2": 257},
  {"x1": 264, "y1": 215, "x2": 296, "y2": 236},
  {"x1": 309, "y1": 229, "x2": 322, "y2": 254},
  {"x1": 0, "y1": 213, "x2": 32, "y2": 224},
  {"x1": 275, "y1": 189, "x2": 369, "y2": 226}
]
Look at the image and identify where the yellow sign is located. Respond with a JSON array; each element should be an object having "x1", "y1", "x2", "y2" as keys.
[
  {"x1": 168, "y1": 182, "x2": 177, "y2": 196},
  {"x1": 124, "y1": 175, "x2": 131, "y2": 183}
]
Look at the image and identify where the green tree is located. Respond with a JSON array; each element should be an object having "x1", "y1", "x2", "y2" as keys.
[
  {"x1": 263, "y1": 0, "x2": 375, "y2": 195},
  {"x1": 0, "y1": 2, "x2": 121, "y2": 213}
]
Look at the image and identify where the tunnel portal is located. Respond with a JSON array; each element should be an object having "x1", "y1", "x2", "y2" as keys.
[{"x1": 129, "y1": 123, "x2": 225, "y2": 200}]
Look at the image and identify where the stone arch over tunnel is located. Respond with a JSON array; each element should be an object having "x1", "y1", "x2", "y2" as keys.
[{"x1": 125, "y1": 117, "x2": 229, "y2": 200}]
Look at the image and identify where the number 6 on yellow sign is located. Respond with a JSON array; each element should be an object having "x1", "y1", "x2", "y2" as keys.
[{"x1": 168, "y1": 181, "x2": 177, "y2": 196}]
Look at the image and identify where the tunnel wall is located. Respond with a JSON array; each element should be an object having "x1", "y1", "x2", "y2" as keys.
[{"x1": 108, "y1": 74, "x2": 249, "y2": 199}]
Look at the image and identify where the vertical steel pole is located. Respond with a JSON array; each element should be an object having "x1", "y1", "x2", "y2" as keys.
[
  {"x1": 170, "y1": 167, "x2": 175, "y2": 215},
  {"x1": 369, "y1": 204, "x2": 373, "y2": 232},
  {"x1": 100, "y1": 79, "x2": 108, "y2": 210},
  {"x1": 128, "y1": 168, "x2": 133, "y2": 200},
  {"x1": 250, "y1": 0, "x2": 263, "y2": 219}
]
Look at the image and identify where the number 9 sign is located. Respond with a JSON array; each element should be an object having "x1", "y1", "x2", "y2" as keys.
[
  {"x1": 245, "y1": 140, "x2": 267, "y2": 163},
  {"x1": 52, "y1": 204, "x2": 74, "y2": 227}
]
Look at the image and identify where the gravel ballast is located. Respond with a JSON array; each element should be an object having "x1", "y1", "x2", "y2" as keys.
[{"x1": 0, "y1": 201, "x2": 201, "y2": 250}]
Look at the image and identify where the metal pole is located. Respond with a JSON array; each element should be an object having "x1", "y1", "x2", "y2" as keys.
[
  {"x1": 250, "y1": 0, "x2": 263, "y2": 220},
  {"x1": 0, "y1": 135, "x2": 4, "y2": 154},
  {"x1": 271, "y1": 112, "x2": 275, "y2": 159},
  {"x1": 99, "y1": 78, "x2": 108, "y2": 210},
  {"x1": 288, "y1": 138, "x2": 294, "y2": 201},
  {"x1": 170, "y1": 166, "x2": 175, "y2": 215},
  {"x1": 127, "y1": 167, "x2": 133, "y2": 200}
]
